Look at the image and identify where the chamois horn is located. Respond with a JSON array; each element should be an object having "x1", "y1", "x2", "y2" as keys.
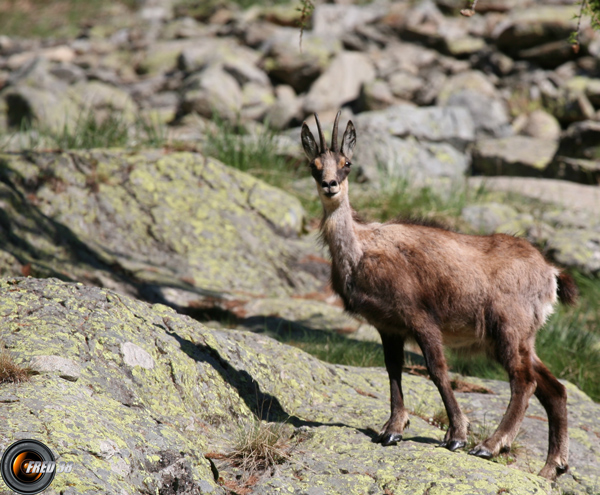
[
  {"x1": 314, "y1": 113, "x2": 327, "y2": 153},
  {"x1": 331, "y1": 110, "x2": 341, "y2": 152}
]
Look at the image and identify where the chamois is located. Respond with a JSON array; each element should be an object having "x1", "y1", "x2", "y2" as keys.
[{"x1": 300, "y1": 111, "x2": 578, "y2": 481}]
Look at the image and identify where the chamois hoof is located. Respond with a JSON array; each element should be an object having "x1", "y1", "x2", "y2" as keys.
[
  {"x1": 468, "y1": 446, "x2": 493, "y2": 459},
  {"x1": 377, "y1": 433, "x2": 403, "y2": 446},
  {"x1": 538, "y1": 463, "x2": 568, "y2": 481},
  {"x1": 440, "y1": 440, "x2": 466, "y2": 451}
]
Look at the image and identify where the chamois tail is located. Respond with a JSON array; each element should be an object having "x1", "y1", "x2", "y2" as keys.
[{"x1": 557, "y1": 272, "x2": 578, "y2": 306}]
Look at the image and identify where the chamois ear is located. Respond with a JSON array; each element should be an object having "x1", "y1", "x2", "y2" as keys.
[
  {"x1": 341, "y1": 120, "x2": 356, "y2": 160},
  {"x1": 301, "y1": 122, "x2": 319, "y2": 161}
]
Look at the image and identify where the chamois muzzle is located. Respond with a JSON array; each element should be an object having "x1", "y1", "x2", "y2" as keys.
[{"x1": 321, "y1": 179, "x2": 340, "y2": 197}]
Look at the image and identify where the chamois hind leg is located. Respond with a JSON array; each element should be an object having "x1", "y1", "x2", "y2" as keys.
[
  {"x1": 469, "y1": 334, "x2": 536, "y2": 460},
  {"x1": 532, "y1": 355, "x2": 569, "y2": 480},
  {"x1": 415, "y1": 327, "x2": 469, "y2": 451},
  {"x1": 376, "y1": 332, "x2": 410, "y2": 446}
]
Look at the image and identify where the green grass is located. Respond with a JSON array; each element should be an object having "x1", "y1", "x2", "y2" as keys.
[
  {"x1": 174, "y1": 0, "x2": 294, "y2": 21},
  {"x1": 276, "y1": 330, "x2": 385, "y2": 368},
  {"x1": 202, "y1": 117, "x2": 293, "y2": 187},
  {"x1": 52, "y1": 110, "x2": 131, "y2": 149},
  {"x1": 0, "y1": 0, "x2": 137, "y2": 38},
  {"x1": 2, "y1": 108, "x2": 168, "y2": 151},
  {"x1": 351, "y1": 175, "x2": 478, "y2": 226},
  {"x1": 536, "y1": 286, "x2": 600, "y2": 402}
]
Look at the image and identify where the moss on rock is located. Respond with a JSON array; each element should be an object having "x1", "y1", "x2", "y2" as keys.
[
  {"x1": 0, "y1": 150, "x2": 325, "y2": 310},
  {"x1": 1, "y1": 278, "x2": 599, "y2": 494}
]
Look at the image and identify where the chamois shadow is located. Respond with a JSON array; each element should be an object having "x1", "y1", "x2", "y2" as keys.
[
  {"x1": 166, "y1": 330, "x2": 349, "y2": 429},
  {"x1": 360, "y1": 427, "x2": 441, "y2": 446},
  {"x1": 182, "y1": 303, "x2": 426, "y2": 372}
]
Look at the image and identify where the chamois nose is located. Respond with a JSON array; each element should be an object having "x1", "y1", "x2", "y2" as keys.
[{"x1": 321, "y1": 180, "x2": 338, "y2": 189}]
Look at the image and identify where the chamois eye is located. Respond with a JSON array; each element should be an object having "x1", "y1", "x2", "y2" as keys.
[{"x1": 345, "y1": 161, "x2": 351, "y2": 168}]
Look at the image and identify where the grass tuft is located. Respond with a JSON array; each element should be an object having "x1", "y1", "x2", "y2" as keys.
[
  {"x1": 350, "y1": 175, "x2": 475, "y2": 227},
  {"x1": 3, "y1": 108, "x2": 169, "y2": 151},
  {"x1": 467, "y1": 418, "x2": 494, "y2": 451},
  {"x1": 0, "y1": 347, "x2": 31, "y2": 384},
  {"x1": 203, "y1": 117, "x2": 291, "y2": 187},
  {"x1": 226, "y1": 417, "x2": 291, "y2": 473},
  {"x1": 52, "y1": 110, "x2": 130, "y2": 150}
]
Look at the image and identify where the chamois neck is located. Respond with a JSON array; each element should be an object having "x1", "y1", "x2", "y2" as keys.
[{"x1": 321, "y1": 193, "x2": 363, "y2": 271}]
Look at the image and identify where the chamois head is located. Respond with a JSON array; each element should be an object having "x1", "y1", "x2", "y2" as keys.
[{"x1": 301, "y1": 111, "x2": 357, "y2": 204}]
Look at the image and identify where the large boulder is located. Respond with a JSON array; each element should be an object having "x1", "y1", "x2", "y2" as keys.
[
  {"x1": 437, "y1": 71, "x2": 512, "y2": 138},
  {"x1": 471, "y1": 136, "x2": 558, "y2": 177},
  {"x1": 546, "y1": 229, "x2": 600, "y2": 276},
  {"x1": 548, "y1": 121, "x2": 600, "y2": 185},
  {"x1": 303, "y1": 51, "x2": 376, "y2": 114},
  {"x1": 556, "y1": 120, "x2": 600, "y2": 161},
  {"x1": 354, "y1": 104, "x2": 475, "y2": 151},
  {"x1": 1, "y1": 56, "x2": 79, "y2": 133},
  {"x1": 352, "y1": 133, "x2": 470, "y2": 183},
  {"x1": 178, "y1": 64, "x2": 243, "y2": 121},
  {"x1": 468, "y1": 177, "x2": 600, "y2": 275},
  {"x1": 0, "y1": 150, "x2": 325, "y2": 309},
  {"x1": 518, "y1": 109, "x2": 561, "y2": 141},
  {"x1": 492, "y1": 6, "x2": 579, "y2": 56},
  {"x1": 311, "y1": 2, "x2": 389, "y2": 39},
  {"x1": 1, "y1": 277, "x2": 599, "y2": 494},
  {"x1": 259, "y1": 28, "x2": 342, "y2": 94},
  {"x1": 337, "y1": 104, "x2": 475, "y2": 182}
]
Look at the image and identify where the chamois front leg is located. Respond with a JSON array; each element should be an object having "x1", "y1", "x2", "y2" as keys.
[
  {"x1": 376, "y1": 332, "x2": 410, "y2": 446},
  {"x1": 415, "y1": 326, "x2": 469, "y2": 451}
]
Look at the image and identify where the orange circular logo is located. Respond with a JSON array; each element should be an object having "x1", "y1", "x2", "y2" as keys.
[{"x1": 1, "y1": 440, "x2": 56, "y2": 494}]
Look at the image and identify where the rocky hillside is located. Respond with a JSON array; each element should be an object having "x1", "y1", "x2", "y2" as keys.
[
  {"x1": 1, "y1": 278, "x2": 599, "y2": 494},
  {"x1": 1, "y1": 1, "x2": 600, "y2": 493},
  {"x1": 1, "y1": 0, "x2": 600, "y2": 276}
]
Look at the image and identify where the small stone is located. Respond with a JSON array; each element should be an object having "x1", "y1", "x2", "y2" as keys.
[
  {"x1": 121, "y1": 342, "x2": 154, "y2": 370},
  {"x1": 29, "y1": 355, "x2": 82, "y2": 382},
  {"x1": 42, "y1": 45, "x2": 76, "y2": 64}
]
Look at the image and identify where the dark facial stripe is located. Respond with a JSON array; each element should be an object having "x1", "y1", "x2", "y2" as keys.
[
  {"x1": 336, "y1": 166, "x2": 350, "y2": 183},
  {"x1": 311, "y1": 166, "x2": 323, "y2": 182}
]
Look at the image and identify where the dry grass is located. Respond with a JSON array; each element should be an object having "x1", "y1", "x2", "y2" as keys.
[
  {"x1": 450, "y1": 377, "x2": 494, "y2": 394},
  {"x1": 225, "y1": 418, "x2": 292, "y2": 473},
  {"x1": 409, "y1": 401, "x2": 449, "y2": 430},
  {"x1": 0, "y1": 347, "x2": 31, "y2": 384}
]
